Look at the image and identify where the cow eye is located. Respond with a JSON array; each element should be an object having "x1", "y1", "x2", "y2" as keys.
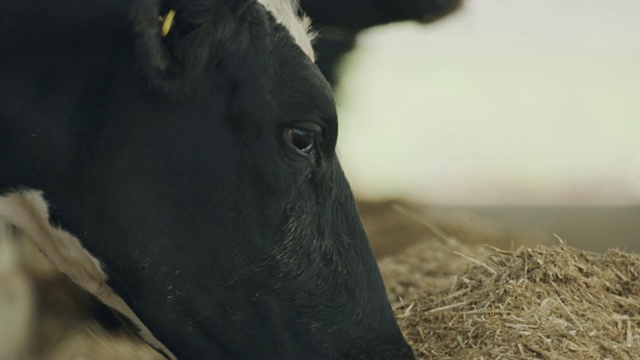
[
  {"x1": 285, "y1": 124, "x2": 322, "y2": 159},
  {"x1": 287, "y1": 128, "x2": 315, "y2": 153}
]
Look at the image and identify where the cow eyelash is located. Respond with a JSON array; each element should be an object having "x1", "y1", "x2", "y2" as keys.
[
  {"x1": 284, "y1": 123, "x2": 323, "y2": 161},
  {"x1": 287, "y1": 128, "x2": 315, "y2": 154}
]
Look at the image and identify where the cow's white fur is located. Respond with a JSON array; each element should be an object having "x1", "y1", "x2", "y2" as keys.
[
  {"x1": 0, "y1": 221, "x2": 35, "y2": 358},
  {"x1": 0, "y1": 190, "x2": 176, "y2": 360},
  {"x1": 257, "y1": 0, "x2": 316, "y2": 61}
]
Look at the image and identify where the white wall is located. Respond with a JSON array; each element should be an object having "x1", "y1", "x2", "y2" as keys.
[{"x1": 336, "y1": 0, "x2": 640, "y2": 205}]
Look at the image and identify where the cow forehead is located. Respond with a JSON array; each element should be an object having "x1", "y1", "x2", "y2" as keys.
[{"x1": 256, "y1": 0, "x2": 315, "y2": 61}]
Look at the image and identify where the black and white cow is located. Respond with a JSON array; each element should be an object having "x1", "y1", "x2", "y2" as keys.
[
  {"x1": 301, "y1": 0, "x2": 463, "y2": 86},
  {"x1": 0, "y1": 0, "x2": 413, "y2": 359}
]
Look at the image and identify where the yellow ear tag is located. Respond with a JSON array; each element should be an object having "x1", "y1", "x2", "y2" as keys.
[{"x1": 161, "y1": 10, "x2": 176, "y2": 37}]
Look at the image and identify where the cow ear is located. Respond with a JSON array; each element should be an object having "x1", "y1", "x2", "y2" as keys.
[{"x1": 131, "y1": 0, "x2": 236, "y2": 91}]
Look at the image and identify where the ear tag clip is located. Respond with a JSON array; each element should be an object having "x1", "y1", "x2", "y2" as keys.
[{"x1": 160, "y1": 10, "x2": 176, "y2": 37}]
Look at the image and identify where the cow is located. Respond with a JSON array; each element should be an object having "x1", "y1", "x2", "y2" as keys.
[
  {"x1": 0, "y1": 0, "x2": 414, "y2": 359},
  {"x1": 301, "y1": 0, "x2": 463, "y2": 86}
]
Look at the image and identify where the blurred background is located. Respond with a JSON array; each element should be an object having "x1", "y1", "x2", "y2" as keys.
[{"x1": 332, "y1": 0, "x2": 640, "y2": 252}]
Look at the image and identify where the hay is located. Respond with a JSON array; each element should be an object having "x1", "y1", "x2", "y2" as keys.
[
  {"x1": 380, "y1": 239, "x2": 640, "y2": 359},
  {"x1": 40, "y1": 240, "x2": 640, "y2": 359},
  {"x1": 15, "y1": 200, "x2": 640, "y2": 359}
]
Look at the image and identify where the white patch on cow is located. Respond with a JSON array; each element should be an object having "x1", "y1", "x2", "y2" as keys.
[
  {"x1": 0, "y1": 221, "x2": 35, "y2": 358},
  {"x1": 0, "y1": 190, "x2": 176, "y2": 360},
  {"x1": 257, "y1": 0, "x2": 316, "y2": 61}
]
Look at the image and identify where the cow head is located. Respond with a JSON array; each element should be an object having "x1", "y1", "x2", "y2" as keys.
[
  {"x1": 0, "y1": 0, "x2": 413, "y2": 358},
  {"x1": 100, "y1": 0, "x2": 414, "y2": 358}
]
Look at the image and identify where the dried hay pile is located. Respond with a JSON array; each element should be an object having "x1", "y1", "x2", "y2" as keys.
[
  {"x1": 7, "y1": 200, "x2": 640, "y2": 359},
  {"x1": 380, "y1": 238, "x2": 640, "y2": 359},
  {"x1": 46, "y1": 238, "x2": 640, "y2": 360}
]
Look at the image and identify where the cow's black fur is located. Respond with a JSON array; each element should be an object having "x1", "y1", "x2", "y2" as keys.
[{"x1": 0, "y1": 0, "x2": 413, "y2": 358}]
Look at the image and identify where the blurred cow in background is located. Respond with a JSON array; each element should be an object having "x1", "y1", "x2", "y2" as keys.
[{"x1": 302, "y1": 0, "x2": 463, "y2": 86}]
